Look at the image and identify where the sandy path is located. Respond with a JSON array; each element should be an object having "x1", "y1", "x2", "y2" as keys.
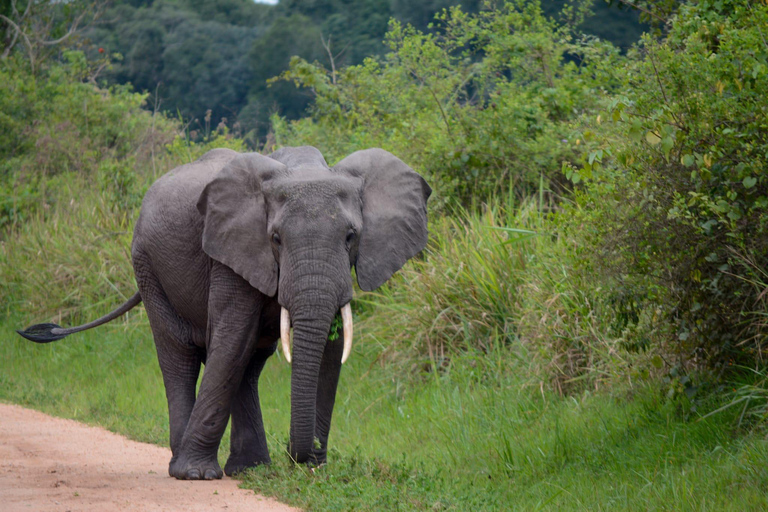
[{"x1": 0, "y1": 403, "x2": 299, "y2": 512}]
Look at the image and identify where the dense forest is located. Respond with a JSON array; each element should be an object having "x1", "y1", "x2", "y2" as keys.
[
  {"x1": 1, "y1": 0, "x2": 767, "y2": 509},
  {"x1": 79, "y1": 0, "x2": 646, "y2": 139}
]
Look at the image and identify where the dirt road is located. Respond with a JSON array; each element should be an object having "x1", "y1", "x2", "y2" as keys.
[{"x1": 0, "y1": 403, "x2": 299, "y2": 512}]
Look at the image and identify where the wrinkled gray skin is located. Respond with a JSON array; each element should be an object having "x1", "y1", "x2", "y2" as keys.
[{"x1": 131, "y1": 146, "x2": 430, "y2": 480}]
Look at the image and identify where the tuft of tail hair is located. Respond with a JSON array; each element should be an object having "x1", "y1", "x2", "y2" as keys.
[{"x1": 16, "y1": 323, "x2": 69, "y2": 343}]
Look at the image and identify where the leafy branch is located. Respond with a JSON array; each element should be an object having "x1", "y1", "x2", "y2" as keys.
[{"x1": 0, "y1": 0, "x2": 105, "y2": 71}]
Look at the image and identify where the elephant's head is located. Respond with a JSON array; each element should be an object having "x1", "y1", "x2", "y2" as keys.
[{"x1": 196, "y1": 146, "x2": 431, "y2": 463}]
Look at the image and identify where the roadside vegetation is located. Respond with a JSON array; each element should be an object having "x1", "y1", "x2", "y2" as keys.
[{"x1": 1, "y1": 0, "x2": 767, "y2": 510}]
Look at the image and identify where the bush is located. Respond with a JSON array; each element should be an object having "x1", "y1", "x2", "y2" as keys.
[
  {"x1": 271, "y1": 0, "x2": 622, "y2": 208},
  {"x1": 0, "y1": 52, "x2": 177, "y2": 230},
  {"x1": 358, "y1": 200, "x2": 536, "y2": 370},
  {"x1": 566, "y1": 0, "x2": 768, "y2": 372},
  {"x1": 0, "y1": 51, "x2": 251, "y2": 323},
  {"x1": 357, "y1": 194, "x2": 632, "y2": 392}
]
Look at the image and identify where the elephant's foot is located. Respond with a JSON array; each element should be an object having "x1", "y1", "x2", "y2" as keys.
[
  {"x1": 224, "y1": 453, "x2": 271, "y2": 476},
  {"x1": 169, "y1": 454, "x2": 223, "y2": 480}
]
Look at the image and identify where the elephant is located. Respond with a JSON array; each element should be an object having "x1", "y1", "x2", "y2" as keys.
[{"x1": 17, "y1": 146, "x2": 431, "y2": 480}]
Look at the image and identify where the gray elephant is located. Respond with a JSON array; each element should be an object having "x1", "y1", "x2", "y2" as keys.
[{"x1": 17, "y1": 146, "x2": 431, "y2": 480}]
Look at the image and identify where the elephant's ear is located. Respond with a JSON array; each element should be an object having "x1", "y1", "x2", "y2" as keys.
[
  {"x1": 333, "y1": 149, "x2": 432, "y2": 291},
  {"x1": 197, "y1": 153, "x2": 286, "y2": 297}
]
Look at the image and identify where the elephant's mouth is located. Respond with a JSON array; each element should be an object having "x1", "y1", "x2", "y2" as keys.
[{"x1": 280, "y1": 303, "x2": 353, "y2": 364}]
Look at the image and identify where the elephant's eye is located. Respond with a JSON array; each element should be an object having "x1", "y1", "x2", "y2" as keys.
[
  {"x1": 345, "y1": 229, "x2": 356, "y2": 248},
  {"x1": 272, "y1": 232, "x2": 281, "y2": 246}
]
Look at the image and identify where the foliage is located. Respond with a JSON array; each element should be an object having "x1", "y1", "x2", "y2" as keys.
[
  {"x1": 247, "y1": 0, "x2": 646, "y2": 138},
  {"x1": 356, "y1": 192, "x2": 635, "y2": 395},
  {"x1": 273, "y1": 0, "x2": 624, "y2": 206},
  {"x1": 0, "y1": 0, "x2": 105, "y2": 72},
  {"x1": 0, "y1": 52, "x2": 173, "y2": 231},
  {"x1": 78, "y1": 0, "x2": 647, "y2": 141},
  {"x1": 83, "y1": 0, "x2": 270, "y2": 135},
  {"x1": 566, "y1": 0, "x2": 768, "y2": 372},
  {"x1": 0, "y1": 49, "x2": 248, "y2": 322},
  {"x1": 0, "y1": 129, "x2": 246, "y2": 323},
  {"x1": 244, "y1": 0, "x2": 482, "y2": 139},
  {"x1": 276, "y1": 0, "x2": 408, "y2": 67},
  {"x1": 358, "y1": 201, "x2": 536, "y2": 370},
  {"x1": 242, "y1": 12, "x2": 327, "y2": 139}
]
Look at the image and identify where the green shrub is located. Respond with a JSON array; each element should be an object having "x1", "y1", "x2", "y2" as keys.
[
  {"x1": 0, "y1": 51, "x2": 251, "y2": 322},
  {"x1": 566, "y1": 0, "x2": 768, "y2": 371},
  {"x1": 0, "y1": 52, "x2": 178, "y2": 229},
  {"x1": 271, "y1": 0, "x2": 622, "y2": 208}
]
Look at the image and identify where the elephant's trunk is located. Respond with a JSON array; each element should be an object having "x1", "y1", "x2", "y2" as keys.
[
  {"x1": 279, "y1": 244, "x2": 353, "y2": 464},
  {"x1": 286, "y1": 298, "x2": 336, "y2": 464}
]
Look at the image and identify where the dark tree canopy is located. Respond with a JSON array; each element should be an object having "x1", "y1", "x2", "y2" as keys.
[
  {"x1": 241, "y1": 12, "x2": 326, "y2": 136},
  {"x1": 84, "y1": 0, "x2": 272, "y2": 134}
]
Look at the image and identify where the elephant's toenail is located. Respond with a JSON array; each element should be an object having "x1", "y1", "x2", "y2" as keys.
[
  {"x1": 204, "y1": 469, "x2": 219, "y2": 480},
  {"x1": 186, "y1": 469, "x2": 201, "y2": 480}
]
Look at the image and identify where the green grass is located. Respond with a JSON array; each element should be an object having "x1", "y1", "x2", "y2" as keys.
[{"x1": 2, "y1": 315, "x2": 767, "y2": 511}]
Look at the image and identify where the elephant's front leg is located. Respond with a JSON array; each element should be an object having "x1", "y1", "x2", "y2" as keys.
[
  {"x1": 169, "y1": 262, "x2": 263, "y2": 480},
  {"x1": 225, "y1": 343, "x2": 276, "y2": 475},
  {"x1": 311, "y1": 322, "x2": 345, "y2": 466}
]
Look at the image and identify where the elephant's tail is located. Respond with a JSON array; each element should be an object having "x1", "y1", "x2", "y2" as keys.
[{"x1": 16, "y1": 292, "x2": 143, "y2": 343}]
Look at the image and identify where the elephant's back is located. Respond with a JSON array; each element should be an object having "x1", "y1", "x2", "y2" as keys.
[
  {"x1": 140, "y1": 148, "x2": 238, "y2": 216},
  {"x1": 132, "y1": 148, "x2": 239, "y2": 331}
]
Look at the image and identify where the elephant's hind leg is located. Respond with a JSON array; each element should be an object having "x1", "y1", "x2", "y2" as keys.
[
  {"x1": 225, "y1": 343, "x2": 276, "y2": 475},
  {"x1": 134, "y1": 255, "x2": 203, "y2": 464}
]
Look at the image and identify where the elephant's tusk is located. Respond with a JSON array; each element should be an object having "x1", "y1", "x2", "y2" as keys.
[
  {"x1": 281, "y1": 307, "x2": 292, "y2": 364},
  {"x1": 341, "y1": 303, "x2": 353, "y2": 364}
]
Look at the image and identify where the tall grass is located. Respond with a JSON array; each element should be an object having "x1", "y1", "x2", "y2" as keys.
[
  {"x1": 359, "y1": 201, "x2": 536, "y2": 368},
  {"x1": 0, "y1": 131, "x2": 246, "y2": 325},
  {"x1": 358, "y1": 196, "x2": 629, "y2": 394},
  {"x1": 712, "y1": 250, "x2": 768, "y2": 427},
  {"x1": 0, "y1": 180, "x2": 138, "y2": 323}
]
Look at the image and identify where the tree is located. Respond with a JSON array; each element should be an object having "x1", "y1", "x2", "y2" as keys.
[
  {"x1": 1, "y1": 0, "x2": 105, "y2": 71},
  {"x1": 273, "y1": 0, "x2": 620, "y2": 204},
  {"x1": 242, "y1": 13, "x2": 326, "y2": 138},
  {"x1": 79, "y1": 0, "x2": 648, "y2": 141},
  {"x1": 84, "y1": 0, "x2": 270, "y2": 131}
]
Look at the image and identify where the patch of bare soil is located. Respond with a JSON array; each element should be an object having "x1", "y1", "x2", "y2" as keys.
[{"x1": 0, "y1": 403, "x2": 299, "y2": 512}]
